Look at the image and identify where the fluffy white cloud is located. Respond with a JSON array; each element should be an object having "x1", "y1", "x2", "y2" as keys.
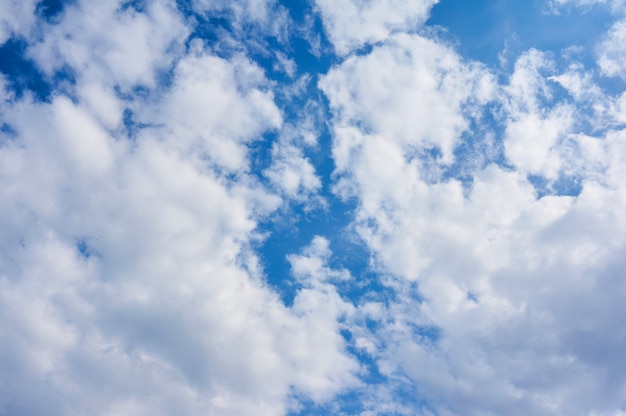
[
  {"x1": 314, "y1": 0, "x2": 438, "y2": 55},
  {"x1": 321, "y1": 30, "x2": 626, "y2": 415},
  {"x1": 320, "y1": 33, "x2": 494, "y2": 201},
  {"x1": 142, "y1": 41, "x2": 283, "y2": 173},
  {"x1": 0, "y1": 3, "x2": 358, "y2": 415},
  {"x1": 191, "y1": 0, "x2": 292, "y2": 44},
  {"x1": 288, "y1": 236, "x2": 351, "y2": 285},
  {"x1": 0, "y1": 0, "x2": 37, "y2": 44},
  {"x1": 286, "y1": 237, "x2": 360, "y2": 401},
  {"x1": 598, "y1": 19, "x2": 626, "y2": 80},
  {"x1": 264, "y1": 138, "x2": 322, "y2": 201},
  {"x1": 502, "y1": 49, "x2": 576, "y2": 179},
  {"x1": 264, "y1": 104, "x2": 323, "y2": 201},
  {"x1": 28, "y1": 0, "x2": 189, "y2": 91}
]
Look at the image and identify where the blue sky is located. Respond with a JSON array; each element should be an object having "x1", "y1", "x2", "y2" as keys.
[{"x1": 2, "y1": 0, "x2": 626, "y2": 415}]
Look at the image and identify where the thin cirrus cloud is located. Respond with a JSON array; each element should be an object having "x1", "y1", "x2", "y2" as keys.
[{"x1": 1, "y1": 0, "x2": 626, "y2": 415}]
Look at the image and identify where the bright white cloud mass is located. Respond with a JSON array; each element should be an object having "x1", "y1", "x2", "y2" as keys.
[{"x1": 1, "y1": 0, "x2": 626, "y2": 415}]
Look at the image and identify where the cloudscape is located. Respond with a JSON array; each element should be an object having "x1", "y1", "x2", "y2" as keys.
[{"x1": 1, "y1": 0, "x2": 626, "y2": 415}]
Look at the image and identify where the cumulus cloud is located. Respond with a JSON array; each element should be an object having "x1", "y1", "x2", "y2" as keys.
[
  {"x1": 314, "y1": 0, "x2": 439, "y2": 55},
  {"x1": 264, "y1": 101, "x2": 323, "y2": 202},
  {"x1": 502, "y1": 49, "x2": 576, "y2": 179},
  {"x1": 0, "y1": 0, "x2": 37, "y2": 44},
  {"x1": 0, "y1": 2, "x2": 357, "y2": 415},
  {"x1": 320, "y1": 33, "x2": 494, "y2": 190},
  {"x1": 598, "y1": 19, "x2": 626, "y2": 80},
  {"x1": 143, "y1": 41, "x2": 283, "y2": 173},
  {"x1": 288, "y1": 236, "x2": 351, "y2": 285},
  {"x1": 320, "y1": 27, "x2": 626, "y2": 415},
  {"x1": 28, "y1": 0, "x2": 189, "y2": 91},
  {"x1": 190, "y1": 0, "x2": 293, "y2": 45},
  {"x1": 264, "y1": 136, "x2": 322, "y2": 201}
]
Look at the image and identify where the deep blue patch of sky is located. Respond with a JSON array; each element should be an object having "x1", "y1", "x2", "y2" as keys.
[
  {"x1": 0, "y1": 122, "x2": 18, "y2": 138},
  {"x1": 239, "y1": 1, "x2": 373, "y2": 307},
  {"x1": 426, "y1": 1, "x2": 620, "y2": 200},
  {"x1": 286, "y1": 388, "x2": 387, "y2": 416},
  {"x1": 36, "y1": 0, "x2": 69, "y2": 21},
  {"x1": 427, "y1": 0, "x2": 615, "y2": 69},
  {"x1": 121, "y1": 108, "x2": 157, "y2": 140},
  {"x1": 0, "y1": 38, "x2": 51, "y2": 101},
  {"x1": 255, "y1": 194, "x2": 371, "y2": 306},
  {"x1": 75, "y1": 239, "x2": 94, "y2": 259}
]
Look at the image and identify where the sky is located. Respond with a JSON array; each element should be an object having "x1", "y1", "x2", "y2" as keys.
[{"x1": 1, "y1": 0, "x2": 626, "y2": 415}]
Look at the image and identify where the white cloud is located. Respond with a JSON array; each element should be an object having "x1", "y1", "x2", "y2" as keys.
[
  {"x1": 598, "y1": 19, "x2": 626, "y2": 80},
  {"x1": 321, "y1": 31, "x2": 626, "y2": 414},
  {"x1": 314, "y1": 0, "x2": 439, "y2": 55},
  {"x1": 548, "y1": 0, "x2": 626, "y2": 13},
  {"x1": 502, "y1": 50, "x2": 575, "y2": 179},
  {"x1": 609, "y1": 90, "x2": 626, "y2": 123},
  {"x1": 549, "y1": 0, "x2": 608, "y2": 7},
  {"x1": 286, "y1": 237, "x2": 360, "y2": 400},
  {"x1": 141, "y1": 41, "x2": 283, "y2": 173},
  {"x1": 264, "y1": 103, "x2": 323, "y2": 202},
  {"x1": 190, "y1": 0, "x2": 293, "y2": 44},
  {"x1": 500, "y1": 49, "x2": 625, "y2": 182},
  {"x1": 264, "y1": 141, "x2": 322, "y2": 200},
  {"x1": 0, "y1": 0, "x2": 37, "y2": 44},
  {"x1": 320, "y1": 33, "x2": 494, "y2": 178},
  {"x1": 288, "y1": 236, "x2": 351, "y2": 286},
  {"x1": 0, "y1": 4, "x2": 358, "y2": 415},
  {"x1": 192, "y1": 0, "x2": 276, "y2": 24},
  {"x1": 28, "y1": 0, "x2": 189, "y2": 91},
  {"x1": 273, "y1": 51, "x2": 297, "y2": 77}
]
